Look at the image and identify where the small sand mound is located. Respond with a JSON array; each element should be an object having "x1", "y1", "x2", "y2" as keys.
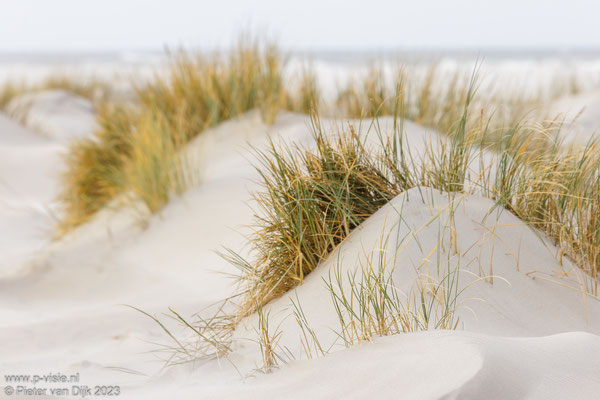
[
  {"x1": 191, "y1": 330, "x2": 600, "y2": 400},
  {"x1": 6, "y1": 89, "x2": 98, "y2": 142},
  {"x1": 235, "y1": 186, "x2": 600, "y2": 342},
  {"x1": 218, "y1": 187, "x2": 600, "y2": 399}
]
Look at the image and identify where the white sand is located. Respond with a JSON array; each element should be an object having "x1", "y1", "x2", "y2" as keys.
[
  {"x1": 5, "y1": 90, "x2": 98, "y2": 142},
  {"x1": 1, "y1": 107, "x2": 600, "y2": 399},
  {"x1": 0, "y1": 114, "x2": 63, "y2": 274}
]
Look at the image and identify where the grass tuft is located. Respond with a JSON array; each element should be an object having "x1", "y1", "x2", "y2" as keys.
[
  {"x1": 59, "y1": 39, "x2": 288, "y2": 232},
  {"x1": 224, "y1": 114, "x2": 410, "y2": 317}
]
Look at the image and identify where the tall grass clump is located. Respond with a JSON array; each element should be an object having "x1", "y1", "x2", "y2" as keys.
[
  {"x1": 225, "y1": 116, "x2": 408, "y2": 317},
  {"x1": 59, "y1": 40, "x2": 288, "y2": 232},
  {"x1": 492, "y1": 130, "x2": 600, "y2": 294},
  {"x1": 286, "y1": 65, "x2": 321, "y2": 114},
  {"x1": 226, "y1": 83, "x2": 480, "y2": 316},
  {"x1": 0, "y1": 81, "x2": 27, "y2": 109},
  {"x1": 336, "y1": 65, "x2": 472, "y2": 134},
  {"x1": 336, "y1": 65, "x2": 392, "y2": 118},
  {"x1": 59, "y1": 103, "x2": 136, "y2": 230},
  {"x1": 125, "y1": 110, "x2": 192, "y2": 213}
]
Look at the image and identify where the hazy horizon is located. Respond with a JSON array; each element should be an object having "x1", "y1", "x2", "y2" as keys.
[
  {"x1": 2, "y1": 47, "x2": 600, "y2": 65},
  {"x1": 1, "y1": 0, "x2": 599, "y2": 53}
]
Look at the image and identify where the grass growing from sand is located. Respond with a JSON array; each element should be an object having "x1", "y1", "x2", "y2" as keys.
[
  {"x1": 54, "y1": 43, "x2": 589, "y2": 234},
  {"x1": 59, "y1": 40, "x2": 289, "y2": 232},
  {"x1": 324, "y1": 231, "x2": 463, "y2": 347},
  {"x1": 492, "y1": 126, "x2": 600, "y2": 294},
  {"x1": 30, "y1": 42, "x2": 597, "y2": 370},
  {"x1": 138, "y1": 73, "x2": 600, "y2": 373},
  {"x1": 226, "y1": 76, "x2": 480, "y2": 316},
  {"x1": 228, "y1": 73, "x2": 600, "y2": 319},
  {"x1": 334, "y1": 63, "x2": 532, "y2": 137},
  {"x1": 222, "y1": 115, "x2": 409, "y2": 317}
]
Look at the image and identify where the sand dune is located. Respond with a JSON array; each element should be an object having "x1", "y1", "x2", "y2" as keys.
[
  {"x1": 161, "y1": 331, "x2": 600, "y2": 400},
  {"x1": 5, "y1": 89, "x2": 98, "y2": 142},
  {"x1": 1, "y1": 108, "x2": 600, "y2": 399}
]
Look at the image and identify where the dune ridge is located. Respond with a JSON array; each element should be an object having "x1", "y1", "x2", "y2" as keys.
[{"x1": 1, "y1": 105, "x2": 600, "y2": 399}]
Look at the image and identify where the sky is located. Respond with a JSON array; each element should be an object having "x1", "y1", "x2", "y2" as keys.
[{"x1": 0, "y1": 0, "x2": 599, "y2": 52}]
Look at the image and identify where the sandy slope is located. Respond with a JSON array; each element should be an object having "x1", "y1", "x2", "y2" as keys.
[
  {"x1": 234, "y1": 188, "x2": 599, "y2": 340},
  {"x1": 174, "y1": 187, "x2": 597, "y2": 400},
  {"x1": 1, "y1": 108, "x2": 600, "y2": 399},
  {"x1": 0, "y1": 114, "x2": 63, "y2": 274},
  {"x1": 164, "y1": 331, "x2": 600, "y2": 400},
  {"x1": 126, "y1": 186, "x2": 600, "y2": 400},
  {"x1": 5, "y1": 90, "x2": 99, "y2": 142}
]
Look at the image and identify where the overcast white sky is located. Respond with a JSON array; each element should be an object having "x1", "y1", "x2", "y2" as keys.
[{"x1": 0, "y1": 0, "x2": 598, "y2": 52}]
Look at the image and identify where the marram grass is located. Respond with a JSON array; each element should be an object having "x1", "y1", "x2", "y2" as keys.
[
  {"x1": 226, "y1": 78, "x2": 480, "y2": 316},
  {"x1": 59, "y1": 40, "x2": 290, "y2": 232},
  {"x1": 228, "y1": 91, "x2": 600, "y2": 319},
  {"x1": 55, "y1": 46, "x2": 575, "y2": 233},
  {"x1": 222, "y1": 116, "x2": 408, "y2": 317},
  {"x1": 140, "y1": 79, "x2": 600, "y2": 370}
]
